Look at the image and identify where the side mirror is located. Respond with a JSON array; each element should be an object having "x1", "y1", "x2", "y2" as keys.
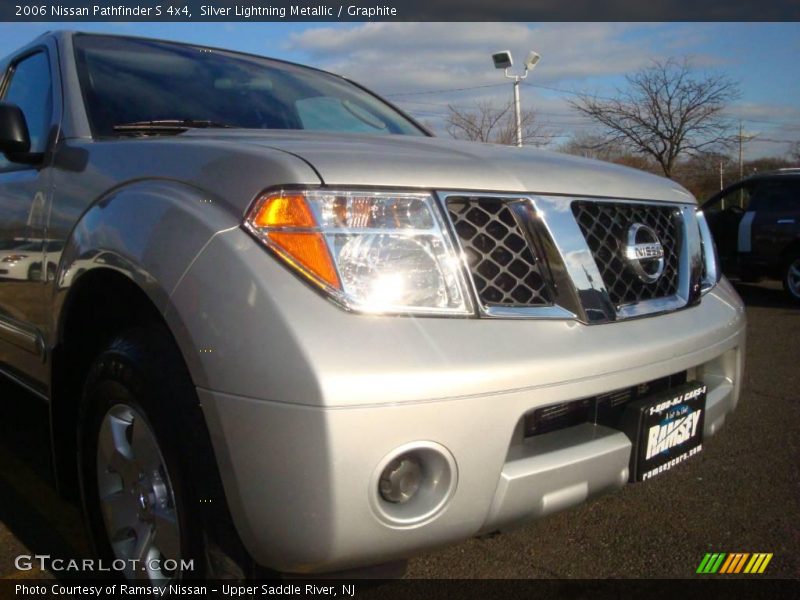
[
  {"x1": 0, "y1": 102, "x2": 44, "y2": 165},
  {"x1": 0, "y1": 103, "x2": 31, "y2": 154}
]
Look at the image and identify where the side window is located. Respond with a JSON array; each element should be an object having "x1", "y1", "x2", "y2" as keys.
[
  {"x1": 750, "y1": 181, "x2": 799, "y2": 213},
  {"x1": 0, "y1": 51, "x2": 53, "y2": 170},
  {"x1": 705, "y1": 185, "x2": 751, "y2": 215}
]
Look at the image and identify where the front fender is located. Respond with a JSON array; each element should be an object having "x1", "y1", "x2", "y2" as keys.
[{"x1": 53, "y1": 178, "x2": 239, "y2": 344}]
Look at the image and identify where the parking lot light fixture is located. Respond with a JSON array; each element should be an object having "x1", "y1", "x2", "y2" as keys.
[{"x1": 492, "y1": 50, "x2": 540, "y2": 147}]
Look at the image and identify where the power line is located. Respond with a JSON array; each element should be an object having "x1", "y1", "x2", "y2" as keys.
[
  {"x1": 733, "y1": 117, "x2": 800, "y2": 128},
  {"x1": 383, "y1": 82, "x2": 508, "y2": 97},
  {"x1": 754, "y1": 138, "x2": 799, "y2": 144},
  {"x1": 395, "y1": 80, "x2": 798, "y2": 126},
  {"x1": 389, "y1": 79, "x2": 800, "y2": 149},
  {"x1": 522, "y1": 81, "x2": 619, "y2": 101},
  {"x1": 392, "y1": 84, "x2": 800, "y2": 130}
]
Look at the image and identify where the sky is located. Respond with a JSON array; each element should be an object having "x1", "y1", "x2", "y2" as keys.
[{"x1": 0, "y1": 21, "x2": 798, "y2": 159}]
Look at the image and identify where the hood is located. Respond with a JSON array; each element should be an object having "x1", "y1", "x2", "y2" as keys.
[{"x1": 183, "y1": 130, "x2": 695, "y2": 204}]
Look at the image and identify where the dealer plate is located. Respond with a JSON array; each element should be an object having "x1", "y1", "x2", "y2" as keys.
[{"x1": 619, "y1": 381, "x2": 707, "y2": 482}]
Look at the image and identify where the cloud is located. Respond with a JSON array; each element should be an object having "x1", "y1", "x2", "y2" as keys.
[
  {"x1": 286, "y1": 23, "x2": 799, "y2": 158},
  {"x1": 287, "y1": 22, "x2": 666, "y2": 94},
  {"x1": 729, "y1": 102, "x2": 800, "y2": 122},
  {"x1": 285, "y1": 23, "x2": 669, "y2": 136}
]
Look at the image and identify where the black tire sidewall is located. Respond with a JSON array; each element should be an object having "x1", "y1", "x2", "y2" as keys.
[
  {"x1": 784, "y1": 256, "x2": 800, "y2": 303},
  {"x1": 77, "y1": 330, "x2": 207, "y2": 580},
  {"x1": 27, "y1": 263, "x2": 41, "y2": 281}
]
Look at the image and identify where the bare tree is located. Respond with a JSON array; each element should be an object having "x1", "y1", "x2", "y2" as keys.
[
  {"x1": 559, "y1": 132, "x2": 656, "y2": 173},
  {"x1": 671, "y1": 151, "x2": 735, "y2": 200},
  {"x1": 445, "y1": 101, "x2": 552, "y2": 147},
  {"x1": 789, "y1": 141, "x2": 800, "y2": 165},
  {"x1": 569, "y1": 59, "x2": 739, "y2": 178}
]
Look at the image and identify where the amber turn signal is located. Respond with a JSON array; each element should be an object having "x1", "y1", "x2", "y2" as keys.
[
  {"x1": 251, "y1": 193, "x2": 316, "y2": 228},
  {"x1": 268, "y1": 232, "x2": 340, "y2": 290},
  {"x1": 246, "y1": 192, "x2": 341, "y2": 291}
]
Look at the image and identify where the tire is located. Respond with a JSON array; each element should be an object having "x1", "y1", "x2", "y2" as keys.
[
  {"x1": 27, "y1": 263, "x2": 42, "y2": 281},
  {"x1": 784, "y1": 254, "x2": 800, "y2": 303},
  {"x1": 78, "y1": 327, "x2": 251, "y2": 582}
]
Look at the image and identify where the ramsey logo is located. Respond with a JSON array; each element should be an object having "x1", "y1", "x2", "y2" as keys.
[
  {"x1": 697, "y1": 552, "x2": 773, "y2": 574},
  {"x1": 645, "y1": 410, "x2": 701, "y2": 460}
]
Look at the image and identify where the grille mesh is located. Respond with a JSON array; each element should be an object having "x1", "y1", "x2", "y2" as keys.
[
  {"x1": 571, "y1": 201, "x2": 681, "y2": 306},
  {"x1": 446, "y1": 197, "x2": 552, "y2": 306}
]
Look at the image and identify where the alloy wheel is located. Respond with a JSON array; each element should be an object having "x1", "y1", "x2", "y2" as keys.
[
  {"x1": 96, "y1": 404, "x2": 181, "y2": 581},
  {"x1": 787, "y1": 258, "x2": 800, "y2": 300}
]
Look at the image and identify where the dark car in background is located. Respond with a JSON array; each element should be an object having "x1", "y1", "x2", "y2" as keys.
[{"x1": 703, "y1": 169, "x2": 800, "y2": 301}]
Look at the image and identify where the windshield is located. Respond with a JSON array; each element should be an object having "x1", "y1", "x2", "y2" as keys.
[{"x1": 73, "y1": 35, "x2": 425, "y2": 138}]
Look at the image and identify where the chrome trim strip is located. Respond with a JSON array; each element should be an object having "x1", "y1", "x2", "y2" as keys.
[
  {"x1": 684, "y1": 204, "x2": 705, "y2": 304},
  {"x1": 484, "y1": 305, "x2": 577, "y2": 319},
  {"x1": 0, "y1": 315, "x2": 45, "y2": 357},
  {"x1": 508, "y1": 199, "x2": 583, "y2": 320},
  {"x1": 696, "y1": 209, "x2": 720, "y2": 296},
  {"x1": 616, "y1": 294, "x2": 687, "y2": 319},
  {"x1": 532, "y1": 196, "x2": 616, "y2": 323},
  {"x1": 0, "y1": 364, "x2": 48, "y2": 402}
]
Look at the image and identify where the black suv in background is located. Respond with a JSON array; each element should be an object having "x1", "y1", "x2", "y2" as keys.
[{"x1": 703, "y1": 169, "x2": 800, "y2": 301}]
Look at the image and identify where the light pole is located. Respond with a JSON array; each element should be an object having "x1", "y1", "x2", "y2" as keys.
[
  {"x1": 735, "y1": 120, "x2": 759, "y2": 207},
  {"x1": 492, "y1": 50, "x2": 541, "y2": 147}
]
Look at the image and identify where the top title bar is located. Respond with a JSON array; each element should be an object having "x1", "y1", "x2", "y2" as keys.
[{"x1": 1, "y1": 0, "x2": 799, "y2": 22}]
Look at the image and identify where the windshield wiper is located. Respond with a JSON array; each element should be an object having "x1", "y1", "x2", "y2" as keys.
[{"x1": 112, "y1": 119, "x2": 236, "y2": 136}]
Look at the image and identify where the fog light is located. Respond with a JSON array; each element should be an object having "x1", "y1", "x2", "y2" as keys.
[{"x1": 379, "y1": 455, "x2": 422, "y2": 504}]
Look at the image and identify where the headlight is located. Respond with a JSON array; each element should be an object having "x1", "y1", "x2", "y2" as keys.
[
  {"x1": 244, "y1": 189, "x2": 472, "y2": 315},
  {"x1": 696, "y1": 210, "x2": 721, "y2": 294},
  {"x1": 2, "y1": 254, "x2": 28, "y2": 263}
]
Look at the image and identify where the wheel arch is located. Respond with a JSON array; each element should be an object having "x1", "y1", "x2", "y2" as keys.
[
  {"x1": 50, "y1": 268, "x2": 186, "y2": 499},
  {"x1": 49, "y1": 177, "x2": 237, "y2": 498},
  {"x1": 780, "y1": 239, "x2": 800, "y2": 263},
  {"x1": 52, "y1": 274, "x2": 252, "y2": 576}
]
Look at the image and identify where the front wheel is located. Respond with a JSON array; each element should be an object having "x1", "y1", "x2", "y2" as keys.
[
  {"x1": 94, "y1": 401, "x2": 182, "y2": 580},
  {"x1": 784, "y1": 254, "x2": 800, "y2": 303},
  {"x1": 78, "y1": 328, "x2": 250, "y2": 581},
  {"x1": 27, "y1": 263, "x2": 42, "y2": 281}
]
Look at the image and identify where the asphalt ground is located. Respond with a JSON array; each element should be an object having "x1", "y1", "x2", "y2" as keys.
[{"x1": 0, "y1": 281, "x2": 797, "y2": 584}]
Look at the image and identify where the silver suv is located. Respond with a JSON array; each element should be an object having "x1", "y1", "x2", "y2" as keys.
[{"x1": 0, "y1": 32, "x2": 745, "y2": 581}]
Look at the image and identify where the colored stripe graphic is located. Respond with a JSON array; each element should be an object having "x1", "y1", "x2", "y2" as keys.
[
  {"x1": 718, "y1": 554, "x2": 735, "y2": 573},
  {"x1": 744, "y1": 553, "x2": 773, "y2": 574},
  {"x1": 697, "y1": 553, "x2": 726, "y2": 573},
  {"x1": 719, "y1": 553, "x2": 749, "y2": 573},
  {"x1": 734, "y1": 553, "x2": 749, "y2": 573},
  {"x1": 699, "y1": 552, "x2": 773, "y2": 574},
  {"x1": 696, "y1": 553, "x2": 713, "y2": 573}
]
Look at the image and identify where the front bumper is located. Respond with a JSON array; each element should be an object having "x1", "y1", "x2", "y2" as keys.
[
  {"x1": 198, "y1": 339, "x2": 742, "y2": 574},
  {"x1": 170, "y1": 229, "x2": 746, "y2": 573}
]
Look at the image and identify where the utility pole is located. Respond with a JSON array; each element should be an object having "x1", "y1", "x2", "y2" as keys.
[
  {"x1": 738, "y1": 121, "x2": 744, "y2": 181},
  {"x1": 735, "y1": 120, "x2": 759, "y2": 207},
  {"x1": 513, "y1": 78, "x2": 522, "y2": 148}
]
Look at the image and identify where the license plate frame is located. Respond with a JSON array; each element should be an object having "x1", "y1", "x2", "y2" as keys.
[{"x1": 620, "y1": 381, "x2": 707, "y2": 482}]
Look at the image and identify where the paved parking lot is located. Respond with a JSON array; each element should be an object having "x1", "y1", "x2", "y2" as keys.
[{"x1": 0, "y1": 282, "x2": 797, "y2": 580}]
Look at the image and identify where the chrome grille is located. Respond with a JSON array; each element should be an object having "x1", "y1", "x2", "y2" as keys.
[
  {"x1": 446, "y1": 197, "x2": 553, "y2": 307},
  {"x1": 571, "y1": 201, "x2": 682, "y2": 306}
]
